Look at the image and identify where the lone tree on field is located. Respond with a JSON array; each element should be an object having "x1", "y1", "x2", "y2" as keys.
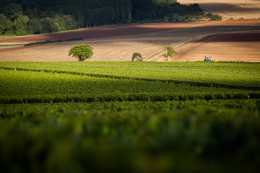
[
  {"x1": 163, "y1": 45, "x2": 177, "y2": 61},
  {"x1": 132, "y1": 52, "x2": 143, "y2": 61},
  {"x1": 69, "y1": 44, "x2": 93, "y2": 61}
]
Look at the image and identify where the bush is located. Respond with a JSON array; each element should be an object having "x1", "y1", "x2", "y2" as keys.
[
  {"x1": 132, "y1": 52, "x2": 143, "y2": 61},
  {"x1": 68, "y1": 44, "x2": 94, "y2": 61},
  {"x1": 206, "y1": 13, "x2": 223, "y2": 21}
]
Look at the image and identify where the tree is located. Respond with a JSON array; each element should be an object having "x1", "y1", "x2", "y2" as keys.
[
  {"x1": 4, "y1": 3, "x2": 23, "y2": 24},
  {"x1": 0, "y1": 14, "x2": 13, "y2": 35},
  {"x1": 163, "y1": 45, "x2": 177, "y2": 61},
  {"x1": 41, "y1": 17, "x2": 53, "y2": 33},
  {"x1": 132, "y1": 52, "x2": 143, "y2": 61},
  {"x1": 28, "y1": 18, "x2": 42, "y2": 34},
  {"x1": 69, "y1": 44, "x2": 94, "y2": 61},
  {"x1": 15, "y1": 15, "x2": 28, "y2": 35},
  {"x1": 63, "y1": 15, "x2": 77, "y2": 30},
  {"x1": 126, "y1": 7, "x2": 132, "y2": 22},
  {"x1": 120, "y1": 5, "x2": 126, "y2": 22},
  {"x1": 0, "y1": 0, "x2": 12, "y2": 13},
  {"x1": 114, "y1": 5, "x2": 120, "y2": 23}
]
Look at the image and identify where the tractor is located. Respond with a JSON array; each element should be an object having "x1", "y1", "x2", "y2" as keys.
[{"x1": 204, "y1": 56, "x2": 211, "y2": 62}]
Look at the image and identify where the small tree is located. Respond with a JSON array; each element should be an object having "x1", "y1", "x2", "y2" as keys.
[
  {"x1": 132, "y1": 52, "x2": 143, "y2": 61},
  {"x1": 163, "y1": 45, "x2": 177, "y2": 61},
  {"x1": 69, "y1": 44, "x2": 93, "y2": 61}
]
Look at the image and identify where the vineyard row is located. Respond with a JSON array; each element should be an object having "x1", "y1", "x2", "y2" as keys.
[
  {"x1": 1, "y1": 92, "x2": 260, "y2": 104},
  {"x1": 1, "y1": 67, "x2": 259, "y2": 90}
]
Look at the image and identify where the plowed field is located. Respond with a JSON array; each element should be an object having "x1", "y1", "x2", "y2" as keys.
[
  {"x1": 175, "y1": 31, "x2": 260, "y2": 62},
  {"x1": 0, "y1": 19, "x2": 260, "y2": 62},
  {"x1": 0, "y1": 22, "x2": 207, "y2": 43}
]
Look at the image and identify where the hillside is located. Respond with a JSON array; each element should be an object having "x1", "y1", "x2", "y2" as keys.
[
  {"x1": 1, "y1": 19, "x2": 260, "y2": 62},
  {"x1": 178, "y1": 0, "x2": 260, "y2": 20}
]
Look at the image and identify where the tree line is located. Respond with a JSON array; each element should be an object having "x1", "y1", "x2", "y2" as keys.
[{"x1": 0, "y1": 0, "x2": 204, "y2": 36}]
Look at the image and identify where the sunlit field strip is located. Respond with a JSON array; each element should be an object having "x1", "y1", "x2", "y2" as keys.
[
  {"x1": 2, "y1": 69, "x2": 258, "y2": 103},
  {"x1": 0, "y1": 61, "x2": 259, "y2": 89}
]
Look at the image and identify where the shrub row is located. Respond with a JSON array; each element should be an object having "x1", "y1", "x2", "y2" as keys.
[
  {"x1": 24, "y1": 38, "x2": 83, "y2": 47},
  {"x1": 1, "y1": 92, "x2": 259, "y2": 104}
]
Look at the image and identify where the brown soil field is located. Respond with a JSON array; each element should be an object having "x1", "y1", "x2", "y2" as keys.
[
  {"x1": 0, "y1": 19, "x2": 260, "y2": 62},
  {"x1": 178, "y1": 0, "x2": 260, "y2": 20},
  {"x1": 175, "y1": 31, "x2": 260, "y2": 62},
  {"x1": 0, "y1": 22, "x2": 207, "y2": 43}
]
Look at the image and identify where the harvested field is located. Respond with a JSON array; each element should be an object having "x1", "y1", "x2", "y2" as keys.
[
  {"x1": 0, "y1": 19, "x2": 260, "y2": 62},
  {"x1": 178, "y1": 0, "x2": 260, "y2": 20},
  {"x1": 175, "y1": 31, "x2": 260, "y2": 62}
]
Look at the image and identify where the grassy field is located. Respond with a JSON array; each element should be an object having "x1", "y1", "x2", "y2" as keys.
[
  {"x1": 1, "y1": 61, "x2": 259, "y2": 88},
  {"x1": 0, "y1": 61, "x2": 260, "y2": 172}
]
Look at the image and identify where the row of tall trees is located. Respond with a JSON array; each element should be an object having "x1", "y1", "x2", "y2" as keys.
[{"x1": 0, "y1": 0, "x2": 203, "y2": 36}]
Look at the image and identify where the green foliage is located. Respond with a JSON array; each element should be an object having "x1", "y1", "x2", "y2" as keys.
[
  {"x1": 1, "y1": 0, "x2": 205, "y2": 36},
  {"x1": 0, "y1": 13, "x2": 13, "y2": 34},
  {"x1": 206, "y1": 13, "x2": 223, "y2": 21},
  {"x1": 1, "y1": 68, "x2": 259, "y2": 104},
  {"x1": 4, "y1": 2, "x2": 22, "y2": 21},
  {"x1": 24, "y1": 38, "x2": 82, "y2": 47},
  {"x1": 163, "y1": 45, "x2": 177, "y2": 61},
  {"x1": 0, "y1": 61, "x2": 259, "y2": 89},
  {"x1": 14, "y1": 15, "x2": 28, "y2": 35},
  {"x1": 28, "y1": 18, "x2": 42, "y2": 34},
  {"x1": 41, "y1": 17, "x2": 53, "y2": 33},
  {"x1": 69, "y1": 44, "x2": 94, "y2": 61},
  {"x1": 132, "y1": 52, "x2": 143, "y2": 61},
  {"x1": 0, "y1": 60, "x2": 260, "y2": 172},
  {"x1": 54, "y1": 14, "x2": 66, "y2": 31},
  {"x1": 0, "y1": 99, "x2": 260, "y2": 172}
]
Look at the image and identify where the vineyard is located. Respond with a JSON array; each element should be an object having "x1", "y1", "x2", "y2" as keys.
[{"x1": 0, "y1": 61, "x2": 260, "y2": 172}]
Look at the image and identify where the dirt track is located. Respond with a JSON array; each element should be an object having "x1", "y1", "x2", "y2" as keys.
[{"x1": 0, "y1": 19, "x2": 260, "y2": 62}]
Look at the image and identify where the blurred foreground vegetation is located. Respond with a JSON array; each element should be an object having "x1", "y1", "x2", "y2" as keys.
[
  {"x1": 0, "y1": 61, "x2": 259, "y2": 172},
  {"x1": 0, "y1": 99, "x2": 260, "y2": 173}
]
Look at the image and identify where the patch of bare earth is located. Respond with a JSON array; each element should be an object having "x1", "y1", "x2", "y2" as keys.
[{"x1": 178, "y1": 0, "x2": 260, "y2": 20}]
